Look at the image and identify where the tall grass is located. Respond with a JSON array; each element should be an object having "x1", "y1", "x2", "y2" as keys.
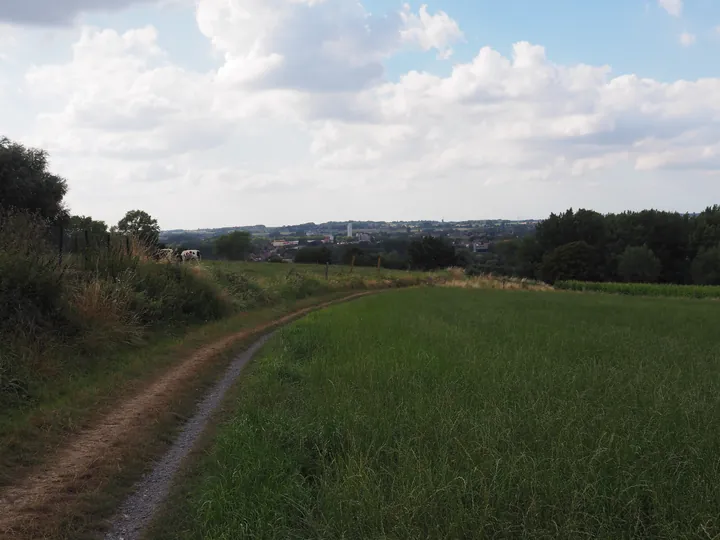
[
  {"x1": 556, "y1": 279, "x2": 720, "y2": 298},
  {"x1": 0, "y1": 214, "x2": 443, "y2": 411},
  {"x1": 154, "y1": 288, "x2": 720, "y2": 539},
  {"x1": 0, "y1": 210, "x2": 231, "y2": 409}
]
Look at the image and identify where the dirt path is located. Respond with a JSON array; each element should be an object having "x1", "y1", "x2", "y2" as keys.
[
  {"x1": 0, "y1": 291, "x2": 376, "y2": 540},
  {"x1": 105, "y1": 333, "x2": 274, "y2": 540}
]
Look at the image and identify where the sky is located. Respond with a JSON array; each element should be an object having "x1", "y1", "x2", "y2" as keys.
[{"x1": 1, "y1": 0, "x2": 720, "y2": 229}]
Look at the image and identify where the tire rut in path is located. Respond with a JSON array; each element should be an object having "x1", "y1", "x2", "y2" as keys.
[
  {"x1": 0, "y1": 291, "x2": 376, "y2": 539},
  {"x1": 105, "y1": 333, "x2": 273, "y2": 540}
]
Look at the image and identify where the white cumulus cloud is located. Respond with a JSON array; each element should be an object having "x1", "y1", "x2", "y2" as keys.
[
  {"x1": 2, "y1": 0, "x2": 720, "y2": 228},
  {"x1": 658, "y1": 0, "x2": 683, "y2": 17},
  {"x1": 679, "y1": 32, "x2": 696, "y2": 46},
  {"x1": 400, "y1": 3, "x2": 464, "y2": 59}
]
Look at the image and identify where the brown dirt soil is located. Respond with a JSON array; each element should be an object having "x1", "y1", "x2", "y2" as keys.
[{"x1": 0, "y1": 291, "x2": 377, "y2": 540}]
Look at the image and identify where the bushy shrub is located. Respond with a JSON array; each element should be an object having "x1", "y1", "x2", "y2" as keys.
[
  {"x1": 128, "y1": 262, "x2": 231, "y2": 325},
  {"x1": 66, "y1": 276, "x2": 143, "y2": 353},
  {"x1": 0, "y1": 210, "x2": 67, "y2": 336},
  {"x1": 210, "y1": 268, "x2": 273, "y2": 310},
  {"x1": 0, "y1": 209, "x2": 234, "y2": 407},
  {"x1": 279, "y1": 269, "x2": 329, "y2": 300}
]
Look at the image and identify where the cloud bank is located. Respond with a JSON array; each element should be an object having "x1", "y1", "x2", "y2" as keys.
[{"x1": 1, "y1": 0, "x2": 719, "y2": 227}]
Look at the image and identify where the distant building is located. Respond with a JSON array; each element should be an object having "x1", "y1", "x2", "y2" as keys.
[
  {"x1": 347, "y1": 222, "x2": 353, "y2": 237},
  {"x1": 473, "y1": 242, "x2": 490, "y2": 253},
  {"x1": 272, "y1": 240, "x2": 300, "y2": 248},
  {"x1": 356, "y1": 233, "x2": 372, "y2": 242}
]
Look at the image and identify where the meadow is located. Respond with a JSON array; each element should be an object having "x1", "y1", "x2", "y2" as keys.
[{"x1": 153, "y1": 287, "x2": 720, "y2": 539}]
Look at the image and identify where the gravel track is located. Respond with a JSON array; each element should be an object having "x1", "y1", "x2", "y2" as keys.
[{"x1": 105, "y1": 333, "x2": 274, "y2": 540}]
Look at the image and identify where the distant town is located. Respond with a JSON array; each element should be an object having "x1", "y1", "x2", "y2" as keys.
[{"x1": 160, "y1": 219, "x2": 541, "y2": 262}]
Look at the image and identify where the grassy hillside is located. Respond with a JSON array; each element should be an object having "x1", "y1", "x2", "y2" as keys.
[{"x1": 154, "y1": 287, "x2": 720, "y2": 539}]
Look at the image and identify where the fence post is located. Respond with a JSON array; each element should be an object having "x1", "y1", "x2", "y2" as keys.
[
  {"x1": 84, "y1": 230, "x2": 90, "y2": 268},
  {"x1": 377, "y1": 255, "x2": 381, "y2": 273},
  {"x1": 58, "y1": 225, "x2": 64, "y2": 267},
  {"x1": 350, "y1": 255, "x2": 356, "y2": 274},
  {"x1": 107, "y1": 234, "x2": 114, "y2": 279}
]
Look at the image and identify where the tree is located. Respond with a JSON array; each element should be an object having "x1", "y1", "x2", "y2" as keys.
[
  {"x1": 540, "y1": 241, "x2": 601, "y2": 284},
  {"x1": 617, "y1": 245, "x2": 662, "y2": 283},
  {"x1": 605, "y1": 210, "x2": 691, "y2": 283},
  {"x1": 117, "y1": 210, "x2": 160, "y2": 245},
  {"x1": 408, "y1": 236, "x2": 456, "y2": 270},
  {"x1": 295, "y1": 246, "x2": 333, "y2": 264},
  {"x1": 67, "y1": 215, "x2": 108, "y2": 236},
  {"x1": 690, "y1": 205, "x2": 720, "y2": 255},
  {"x1": 214, "y1": 231, "x2": 252, "y2": 261},
  {"x1": 535, "y1": 208, "x2": 607, "y2": 253},
  {"x1": 691, "y1": 246, "x2": 720, "y2": 285},
  {"x1": 0, "y1": 136, "x2": 68, "y2": 223}
]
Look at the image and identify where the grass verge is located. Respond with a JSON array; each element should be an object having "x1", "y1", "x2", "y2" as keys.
[
  {"x1": 1, "y1": 290, "x2": 379, "y2": 540},
  {"x1": 151, "y1": 287, "x2": 720, "y2": 539}
]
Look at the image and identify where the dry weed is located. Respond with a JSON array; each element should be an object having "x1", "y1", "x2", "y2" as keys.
[
  {"x1": 69, "y1": 277, "x2": 143, "y2": 351},
  {"x1": 442, "y1": 274, "x2": 552, "y2": 292}
]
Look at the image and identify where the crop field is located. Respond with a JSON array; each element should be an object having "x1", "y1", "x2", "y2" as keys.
[
  {"x1": 555, "y1": 279, "x2": 720, "y2": 299},
  {"x1": 153, "y1": 288, "x2": 720, "y2": 539}
]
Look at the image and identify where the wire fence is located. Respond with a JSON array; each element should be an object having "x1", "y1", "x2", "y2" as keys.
[{"x1": 42, "y1": 225, "x2": 162, "y2": 279}]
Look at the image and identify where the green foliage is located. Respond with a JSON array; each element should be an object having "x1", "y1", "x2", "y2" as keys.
[
  {"x1": 554, "y1": 280, "x2": 720, "y2": 298},
  {"x1": 408, "y1": 235, "x2": 456, "y2": 270},
  {"x1": 689, "y1": 205, "x2": 720, "y2": 253},
  {"x1": 617, "y1": 245, "x2": 662, "y2": 283},
  {"x1": 691, "y1": 245, "x2": 720, "y2": 285},
  {"x1": 128, "y1": 263, "x2": 230, "y2": 325},
  {"x1": 279, "y1": 269, "x2": 329, "y2": 300},
  {"x1": 210, "y1": 267, "x2": 273, "y2": 310},
  {"x1": 117, "y1": 209, "x2": 160, "y2": 246},
  {"x1": 0, "y1": 210, "x2": 67, "y2": 337},
  {"x1": 535, "y1": 208, "x2": 607, "y2": 252},
  {"x1": 214, "y1": 231, "x2": 252, "y2": 261},
  {"x1": 540, "y1": 241, "x2": 601, "y2": 284},
  {"x1": 156, "y1": 288, "x2": 720, "y2": 539},
  {"x1": 0, "y1": 136, "x2": 68, "y2": 223},
  {"x1": 487, "y1": 207, "x2": 720, "y2": 285},
  {"x1": 294, "y1": 246, "x2": 333, "y2": 265},
  {"x1": 66, "y1": 215, "x2": 108, "y2": 236},
  {"x1": 0, "y1": 209, "x2": 230, "y2": 409}
]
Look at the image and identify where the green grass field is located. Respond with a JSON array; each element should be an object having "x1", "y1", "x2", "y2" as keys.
[{"x1": 153, "y1": 287, "x2": 720, "y2": 539}]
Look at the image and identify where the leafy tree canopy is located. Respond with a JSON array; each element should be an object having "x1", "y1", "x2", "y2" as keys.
[
  {"x1": 117, "y1": 209, "x2": 160, "y2": 245},
  {"x1": 691, "y1": 246, "x2": 720, "y2": 285},
  {"x1": 0, "y1": 136, "x2": 68, "y2": 223},
  {"x1": 408, "y1": 236, "x2": 456, "y2": 271},
  {"x1": 214, "y1": 231, "x2": 252, "y2": 261},
  {"x1": 617, "y1": 245, "x2": 662, "y2": 283},
  {"x1": 540, "y1": 241, "x2": 601, "y2": 284}
]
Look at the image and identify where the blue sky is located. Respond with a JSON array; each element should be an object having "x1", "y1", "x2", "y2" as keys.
[
  {"x1": 1, "y1": 0, "x2": 719, "y2": 228},
  {"x1": 79, "y1": 0, "x2": 720, "y2": 81}
]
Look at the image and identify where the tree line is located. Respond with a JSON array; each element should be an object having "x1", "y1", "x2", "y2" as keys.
[
  {"x1": 482, "y1": 208, "x2": 720, "y2": 285},
  {"x1": 4, "y1": 135, "x2": 719, "y2": 284}
]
